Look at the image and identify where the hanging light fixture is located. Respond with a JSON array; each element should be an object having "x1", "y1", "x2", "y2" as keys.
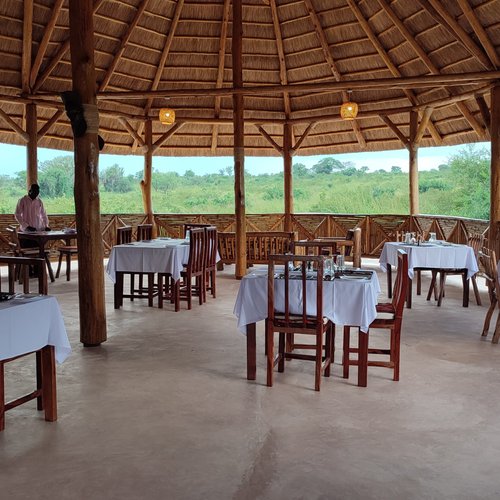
[
  {"x1": 159, "y1": 108, "x2": 175, "y2": 125},
  {"x1": 340, "y1": 91, "x2": 358, "y2": 120}
]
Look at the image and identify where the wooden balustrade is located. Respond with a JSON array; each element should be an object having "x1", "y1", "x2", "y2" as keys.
[{"x1": 0, "y1": 213, "x2": 489, "y2": 259}]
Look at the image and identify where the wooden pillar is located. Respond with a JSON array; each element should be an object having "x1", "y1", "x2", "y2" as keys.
[
  {"x1": 233, "y1": 0, "x2": 246, "y2": 279},
  {"x1": 283, "y1": 123, "x2": 293, "y2": 232},
  {"x1": 26, "y1": 103, "x2": 38, "y2": 187},
  {"x1": 491, "y1": 82, "x2": 500, "y2": 255},
  {"x1": 68, "y1": 0, "x2": 107, "y2": 346},
  {"x1": 141, "y1": 118, "x2": 156, "y2": 235},
  {"x1": 409, "y1": 110, "x2": 419, "y2": 215}
]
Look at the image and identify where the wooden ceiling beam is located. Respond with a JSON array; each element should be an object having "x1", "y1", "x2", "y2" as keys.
[
  {"x1": 291, "y1": 122, "x2": 316, "y2": 156},
  {"x1": 305, "y1": 0, "x2": 365, "y2": 147},
  {"x1": 415, "y1": 107, "x2": 434, "y2": 144},
  {"x1": 270, "y1": 0, "x2": 291, "y2": 118},
  {"x1": 30, "y1": 0, "x2": 64, "y2": 89},
  {"x1": 457, "y1": 0, "x2": 499, "y2": 69},
  {"x1": 134, "y1": 0, "x2": 184, "y2": 152},
  {"x1": 416, "y1": 0, "x2": 493, "y2": 70},
  {"x1": 211, "y1": 0, "x2": 231, "y2": 153},
  {"x1": 37, "y1": 109, "x2": 64, "y2": 139},
  {"x1": 475, "y1": 94, "x2": 491, "y2": 131},
  {"x1": 33, "y1": 0, "x2": 106, "y2": 93},
  {"x1": 255, "y1": 125, "x2": 283, "y2": 154},
  {"x1": 347, "y1": 0, "x2": 441, "y2": 144},
  {"x1": 0, "y1": 107, "x2": 29, "y2": 142},
  {"x1": 118, "y1": 117, "x2": 146, "y2": 147},
  {"x1": 379, "y1": 115, "x2": 409, "y2": 149},
  {"x1": 22, "y1": 0, "x2": 33, "y2": 93},
  {"x1": 151, "y1": 122, "x2": 183, "y2": 153},
  {"x1": 98, "y1": 0, "x2": 149, "y2": 92},
  {"x1": 96, "y1": 71, "x2": 500, "y2": 99}
]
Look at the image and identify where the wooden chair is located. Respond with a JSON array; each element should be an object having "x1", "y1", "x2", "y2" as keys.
[
  {"x1": 478, "y1": 248, "x2": 500, "y2": 343},
  {"x1": 312, "y1": 228, "x2": 362, "y2": 268},
  {"x1": 204, "y1": 226, "x2": 218, "y2": 300},
  {"x1": 137, "y1": 223, "x2": 153, "y2": 241},
  {"x1": 0, "y1": 255, "x2": 50, "y2": 430},
  {"x1": 177, "y1": 227, "x2": 206, "y2": 310},
  {"x1": 6, "y1": 226, "x2": 42, "y2": 281},
  {"x1": 116, "y1": 226, "x2": 133, "y2": 244},
  {"x1": 55, "y1": 242, "x2": 78, "y2": 281},
  {"x1": 135, "y1": 223, "x2": 154, "y2": 295},
  {"x1": 266, "y1": 254, "x2": 332, "y2": 391},
  {"x1": 343, "y1": 249, "x2": 409, "y2": 387},
  {"x1": 183, "y1": 223, "x2": 212, "y2": 238}
]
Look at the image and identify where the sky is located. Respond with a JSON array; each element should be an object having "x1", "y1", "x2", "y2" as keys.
[{"x1": 0, "y1": 141, "x2": 490, "y2": 178}]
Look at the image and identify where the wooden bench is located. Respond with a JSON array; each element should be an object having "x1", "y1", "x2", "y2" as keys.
[{"x1": 217, "y1": 231, "x2": 297, "y2": 269}]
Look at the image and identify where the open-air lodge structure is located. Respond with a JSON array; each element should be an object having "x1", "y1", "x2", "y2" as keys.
[
  {"x1": 2, "y1": 2, "x2": 500, "y2": 496},
  {"x1": 0, "y1": 0, "x2": 499, "y2": 347}
]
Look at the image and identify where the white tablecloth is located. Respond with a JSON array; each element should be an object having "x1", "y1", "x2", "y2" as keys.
[
  {"x1": 233, "y1": 269, "x2": 380, "y2": 334},
  {"x1": 106, "y1": 238, "x2": 190, "y2": 282},
  {"x1": 0, "y1": 295, "x2": 71, "y2": 363},
  {"x1": 379, "y1": 241, "x2": 478, "y2": 279}
]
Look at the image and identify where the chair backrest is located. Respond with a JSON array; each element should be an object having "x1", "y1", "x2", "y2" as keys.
[
  {"x1": 467, "y1": 233, "x2": 484, "y2": 257},
  {"x1": 267, "y1": 254, "x2": 324, "y2": 329},
  {"x1": 391, "y1": 249, "x2": 409, "y2": 319},
  {"x1": 204, "y1": 226, "x2": 218, "y2": 269},
  {"x1": 478, "y1": 248, "x2": 498, "y2": 291},
  {"x1": 183, "y1": 223, "x2": 212, "y2": 238},
  {"x1": 137, "y1": 224, "x2": 153, "y2": 241},
  {"x1": 5, "y1": 226, "x2": 20, "y2": 253},
  {"x1": 0, "y1": 255, "x2": 47, "y2": 295},
  {"x1": 116, "y1": 226, "x2": 132, "y2": 245},
  {"x1": 187, "y1": 227, "x2": 206, "y2": 275}
]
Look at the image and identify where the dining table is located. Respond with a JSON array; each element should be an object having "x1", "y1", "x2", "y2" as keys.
[
  {"x1": 18, "y1": 229, "x2": 77, "y2": 282},
  {"x1": 0, "y1": 294, "x2": 71, "y2": 430},
  {"x1": 234, "y1": 268, "x2": 381, "y2": 387},
  {"x1": 379, "y1": 241, "x2": 479, "y2": 307},
  {"x1": 106, "y1": 237, "x2": 190, "y2": 309}
]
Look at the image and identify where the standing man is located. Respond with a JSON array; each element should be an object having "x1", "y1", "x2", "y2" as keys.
[{"x1": 15, "y1": 183, "x2": 51, "y2": 233}]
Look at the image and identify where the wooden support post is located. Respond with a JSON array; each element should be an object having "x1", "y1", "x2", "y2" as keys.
[
  {"x1": 409, "y1": 110, "x2": 419, "y2": 215},
  {"x1": 141, "y1": 119, "x2": 155, "y2": 235},
  {"x1": 26, "y1": 103, "x2": 38, "y2": 187},
  {"x1": 233, "y1": 0, "x2": 246, "y2": 279},
  {"x1": 491, "y1": 82, "x2": 500, "y2": 256},
  {"x1": 283, "y1": 123, "x2": 293, "y2": 232},
  {"x1": 68, "y1": 0, "x2": 107, "y2": 346}
]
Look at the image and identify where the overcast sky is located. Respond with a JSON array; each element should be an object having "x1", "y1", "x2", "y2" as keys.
[{"x1": 0, "y1": 141, "x2": 489, "y2": 178}]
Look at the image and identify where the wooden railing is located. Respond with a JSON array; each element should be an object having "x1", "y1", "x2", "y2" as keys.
[{"x1": 0, "y1": 212, "x2": 489, "y2": 258}]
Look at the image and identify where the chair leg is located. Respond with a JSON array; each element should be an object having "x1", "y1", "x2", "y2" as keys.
[
  {"x1": 315, "y1": 331, "x2": 322, "y2": 391},
  {"x1": 36, "y1": 351, "x2": 43, "y2": 410},
  {"x1": 416, "y1": 269, "x2": 421, "y2": 295},
  {"x1": 437, "y1": 272, "x2": 446, "y2": 307},
  {"x1": 55, "y1": 252, "x2": 63, "y2": 279},
  {"x1": 393, "y1": 328, "x2": 401, "y2": 381},
  {"x1": 266, "y1": 329, "x2": 274, "y2": 387},
  {"x1": 481, "y1": 288, "x2": 496, "y2": 337},
  {"x1": 471, "y1": 276, "x2": 482, "y2": 306},
  {"x1": 491, "y1": 311, "x2": 500, "y2": 344},
  {"x1": 130, "y1": 274, "x2": 135, "y2": 301},
  {"x1": 278, "y1": 333, "x2": 285, "y2": 372},
  {"x1": 66, "y1": 252, "x2": 71, "y2": 281},
  {"x1": 343, "y1": 326, "x2": 350, "y2": 379}
]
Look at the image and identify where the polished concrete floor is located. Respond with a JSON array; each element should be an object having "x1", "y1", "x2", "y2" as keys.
[{"x1": 1, "y1": 259, "x2": 500, "y2": 500}]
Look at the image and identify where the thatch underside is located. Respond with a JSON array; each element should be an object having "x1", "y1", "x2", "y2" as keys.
[{"x1": 0, "y1": 0, "x2": 498, "y2": 159}]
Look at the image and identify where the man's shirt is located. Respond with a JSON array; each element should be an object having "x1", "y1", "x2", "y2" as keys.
[{"x1": 15, "y1": 195, "x2": 49, "y2": 231}]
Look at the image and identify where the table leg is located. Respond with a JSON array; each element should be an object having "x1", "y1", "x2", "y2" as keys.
[
  {"x1": 114, "y1": 272, "x2": 124, "y2": 309},
  {"x1": 462, "y1": 270, "x2": 469, "y2": 307},
  {"x1": 247, "y1": 323, "x2": 256, "y2": 381},
  {"x1": 41, "y1": 346, "x2": 57, "y2": 422},
  {"x1": 0, "y1": 361, "x2": 4, "y2": 431},
  {"x1": 358, "y1": 328, "x2": 368, "y2": 388},
  {"x1": 387, "y1": 264, "x2": 392, "y2": 298}
]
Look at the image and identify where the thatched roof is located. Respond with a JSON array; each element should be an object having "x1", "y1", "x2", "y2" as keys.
[{"x1": 0, "y1": 0, "x2": 499, "y2": 158}]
